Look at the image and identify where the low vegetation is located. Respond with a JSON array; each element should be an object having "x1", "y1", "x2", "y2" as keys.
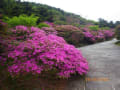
[{"x1": 115, "y1": 41, "x2": 120, "y2": 46}]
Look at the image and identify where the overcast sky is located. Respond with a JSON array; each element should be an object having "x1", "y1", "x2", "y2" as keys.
[{"x1": 23, "y1": 0, "x2": 120, "y2": 22}]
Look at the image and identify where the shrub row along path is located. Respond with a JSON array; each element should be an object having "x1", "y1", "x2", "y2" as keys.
[{"x1": 78, "y1": 39, "x2": 120, "y2": 90}]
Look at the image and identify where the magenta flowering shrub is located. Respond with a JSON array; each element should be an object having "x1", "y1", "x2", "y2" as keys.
[
  {"x1": 54, "y1": 25, "x2": 115, "y2": 46},
  {"x1": 1, "y1": 25, "x2": 89, "y2": 78},
  {"x1": 11, "y1": 25, "x2": 41, "y2": 35},
  {"x1": 10, "y1": 25, "x2": 58, "y2": 39},
  {"x1": 82, "y1": 28, "x2": 95, "y2": 42},
  {"x1": 44, "y1": 21, "x2": 54, "y2": 27},
  {"x1": 55, "y1": 25, "x2": 80, "y2": 31},
  {"x1": 55, "y1": 25, "x2": 84, "y2": 46},
  {"x1": 41, "y1": 27, "x2": 57, "y2": 35},
  {"x1": 0, "y1": 23, "x2": 114, "y2": 79},
  {"x1": 103, "y1": 30, "x2": 114, "y2": 39},
  {"x1": 82, "y1": 27, "x2": 114, "y2": 43}
]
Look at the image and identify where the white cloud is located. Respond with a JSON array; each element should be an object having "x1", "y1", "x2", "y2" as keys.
[{"x1": 22, "y1": 0, "x2": 120, "y2": 22}]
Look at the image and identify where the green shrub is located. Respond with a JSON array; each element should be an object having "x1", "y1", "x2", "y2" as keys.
[
  {"x1": 37, "y1": 23, "x2": 50, "y2": 28},
  {"x1": 89, "y1": 25, "x2": 99, "y2": 31},
  {"x1": 115, "y1": 25, "x2": 120, "y2": 40},
  {"x1": 4, "y1": 14, "x2": 38, "y2": 27},
  {"x1": 54, "y1": 21, "x2": 67, "y2": 25},
  {"x1": 100, "y1": 27, "x2": 110, "y2": 30},
  {"x1": 115, "y1": 41, "x2": 120, "y2": 46}
]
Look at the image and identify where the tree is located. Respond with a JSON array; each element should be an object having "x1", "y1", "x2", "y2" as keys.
[
  {"x1": 0, "y1": 0, "x2": 16, "y2": 16},
  {"x1": 98, "y1": 18, "x2": 108, "y2": 27},
  {"x1": 109, "y1": 21, "x2": 115, "y2": 28},
  {"x1": 115, "y1": 21, "x2": 120, "y2": 26}
]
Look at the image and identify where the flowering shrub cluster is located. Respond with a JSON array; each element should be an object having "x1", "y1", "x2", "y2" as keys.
[
  {"x1": 0, "y1": 25, "x2": 89, "y2": 78},
  {"x1": 41, "y1": 27, "x2": 57, "y2": 35},
  {"x1": 82, "y1": 27, "x2": 114, "y2": 43},
  {"x1": 55, "y1": 25, "x2": 80, "y2": 31},
  {"x1": 0, "y1": 21, "x2": 115, "y2": 79},
  {"x1": 55, "y1": 25, "x2": 115, "y2": 46},
  {"x1": 44, "y1": 21, "x2": 54, "y2": 27},
  {"x1": 55, "y1": 25, "x2": 84, "y2": 47}
]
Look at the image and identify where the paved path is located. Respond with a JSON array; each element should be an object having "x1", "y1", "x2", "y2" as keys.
[{"x1": 79, "y1": 39, "x2": 120, "y2": 90}]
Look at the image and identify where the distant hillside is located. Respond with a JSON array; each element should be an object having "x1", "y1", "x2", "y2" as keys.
[{"x1": 0, "y1": 0, "x2": 96, "y2": 26}]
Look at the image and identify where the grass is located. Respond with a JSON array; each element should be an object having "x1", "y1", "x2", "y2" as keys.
[{"x1": 115, "y1": 41, "x2": 120, "y2": 46}]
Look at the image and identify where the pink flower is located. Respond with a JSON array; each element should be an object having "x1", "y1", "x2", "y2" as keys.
[{"x1": 6, "y1": 26, "x2": 89, "y2": 78}]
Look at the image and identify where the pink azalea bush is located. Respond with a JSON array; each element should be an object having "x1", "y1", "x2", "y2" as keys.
[
  {"x1": 55, "y1": 25, "x2": 80, "y2": 31},
  {"x1": 0, "y1": 23, "x2": 115, "y2": 79},
  {"x1": 41, "y1": 27, "x2": 57, "y2": 35},
  {"x1": 44, "y1": 21, "x2": 54, "y2": 27},
  {"x1": 82, "y1": 27, "x2": 114, "y2": 43},
  {"x1": 55, "y1": 25, "x2": 115, "y2": 46},
  {"x1": 1, "y1": 25, "x2": 89, "y2": 78}
]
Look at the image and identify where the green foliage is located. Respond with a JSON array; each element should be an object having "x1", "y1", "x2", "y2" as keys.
[
  {"x1": 79, "y1": 25, "x2": 85, "y2": 28},
  {"x1": 89, "y1": 25, "x2": 110, "y2": 31},
  {"x1": 98, "y1": 18, "x2": 117, "y2": 28},
  {"x1": 0, "y1": 15, "x2": 8, "y2": 35},
  {"x1": 1, "y1": 0, "x2": 118, "y2": 28},
  {"x1": 0, "y1": 0, "x2": 16, "y2": 16},
  {"x1": 100, "y1": 27, "x2": 110, "y2": 30},
  {"x1": 4, "y1": 14, "x2": 39, "y2": 27},
  {"x1": 89, "y1": 25, "x2": 99, "y2": 31},
  {"x1": 115, "y1": 41, "x2": 120, "y2": 46},
  {"x1": 37, "y1": 23, "x2": 50, "y2": 28},
  {"x1": 0, "y1": 0, "x2": 95, "y2": 26},
  {"x1": 72, "y1": 23, "x2": 80, "y2": 27},
  {"x1": 54, "y1": 21, "x2": 67, "y2": 25},
  {"x1": 98, "y1": 18, "x2": 109, "y2": 28},
  {"x1": 115, "y1": 25, "x2": 120, "y2": 40}
]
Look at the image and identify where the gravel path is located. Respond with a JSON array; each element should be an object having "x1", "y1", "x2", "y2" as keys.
[{"x1": 78, "y1": 39, "x2": 120, "y2": 90}]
